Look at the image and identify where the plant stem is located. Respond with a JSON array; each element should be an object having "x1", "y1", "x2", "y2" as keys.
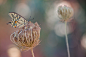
[
  {"x1": 65, "y1": 21, "x2": 70, "y2": 57},
  {"x1": 31, "y1": 49, "x2": 34, "y2": 57}
]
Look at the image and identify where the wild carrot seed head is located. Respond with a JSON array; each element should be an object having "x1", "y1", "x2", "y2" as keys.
[
  {"x1": 10, "y1": 21, "x2": 41, "y2": 51},
  {"x1": 57, "y1": 5, "x2": 74, "y2": 22}
]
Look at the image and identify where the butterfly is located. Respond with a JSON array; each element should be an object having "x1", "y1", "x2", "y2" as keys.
[{"x1": 7, "y1": 12, "x2": 33, "y2": 28}]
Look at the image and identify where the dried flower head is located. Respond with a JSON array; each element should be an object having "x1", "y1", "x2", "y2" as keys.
[
  {"x1": 10, "y1": 21, "x2": 41, "y2": 51},
  {"x1": 57, "y1": 5, "x2": 73, "y2": 22}
]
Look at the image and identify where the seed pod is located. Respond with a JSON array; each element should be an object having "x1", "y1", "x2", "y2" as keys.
[
  {"x1": 57, "y1": 5, "x2": 73, "y2": 22},
  {"x1": 10, "y1": 21, "x2": 41, "y2": 51}
]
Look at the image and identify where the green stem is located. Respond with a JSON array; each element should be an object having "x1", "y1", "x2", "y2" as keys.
[
  {"x1": 31, "y1": 49, "x2": 35, "y2": 57},
  {"x1": 65, "y1": 21, "x2": 70, "y2": 57}
]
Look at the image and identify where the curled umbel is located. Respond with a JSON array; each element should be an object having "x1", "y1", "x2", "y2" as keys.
[
  {"x1": 57, "y1": 5, "x2": 73, "y2": 22},
  {"x1": 10, "y1": 21, "x2": 41, "y2": 51}
]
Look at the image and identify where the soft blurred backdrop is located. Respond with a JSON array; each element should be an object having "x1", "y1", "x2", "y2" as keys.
[{"x1": 0, "y1": 0, "x2": 86, "y2": 57}]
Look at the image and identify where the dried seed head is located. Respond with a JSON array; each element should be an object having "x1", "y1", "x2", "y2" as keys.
[
  {"x1": 57, "y1": 5, "x2": 73, "y2": 22},
  {"x1": 10, "y1": 21, "x2": 41, "y2": 51}
]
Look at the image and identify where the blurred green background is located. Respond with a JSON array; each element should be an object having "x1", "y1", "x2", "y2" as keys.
[{"x1": 0, "y1": 0, "x2": 86, "y2": 57}]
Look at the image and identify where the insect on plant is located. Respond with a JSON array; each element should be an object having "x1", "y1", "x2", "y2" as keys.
[
  {"x1": 7, "y1": 12, "x2": 41, "y2": 57},
  {"x1": 7, "y1": 12, "x2": 34, "y2": 28}
]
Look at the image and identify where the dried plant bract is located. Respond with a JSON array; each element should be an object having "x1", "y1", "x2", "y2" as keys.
[
  {"x1": 57, "y1": 5, "x2": 73, "y2": 22},
  {"x1": 10, "y1": 21, "x2": 41, "y2": 51}
]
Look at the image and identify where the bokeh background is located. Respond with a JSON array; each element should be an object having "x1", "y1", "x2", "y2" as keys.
[{"x1": 0, "y1": 0, "x2": 86, "y2": 57}]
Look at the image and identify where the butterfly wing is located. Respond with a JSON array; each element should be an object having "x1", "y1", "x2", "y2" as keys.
[{"x1": 8, "y1": 12, "x2": 27, "y2": 28}]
